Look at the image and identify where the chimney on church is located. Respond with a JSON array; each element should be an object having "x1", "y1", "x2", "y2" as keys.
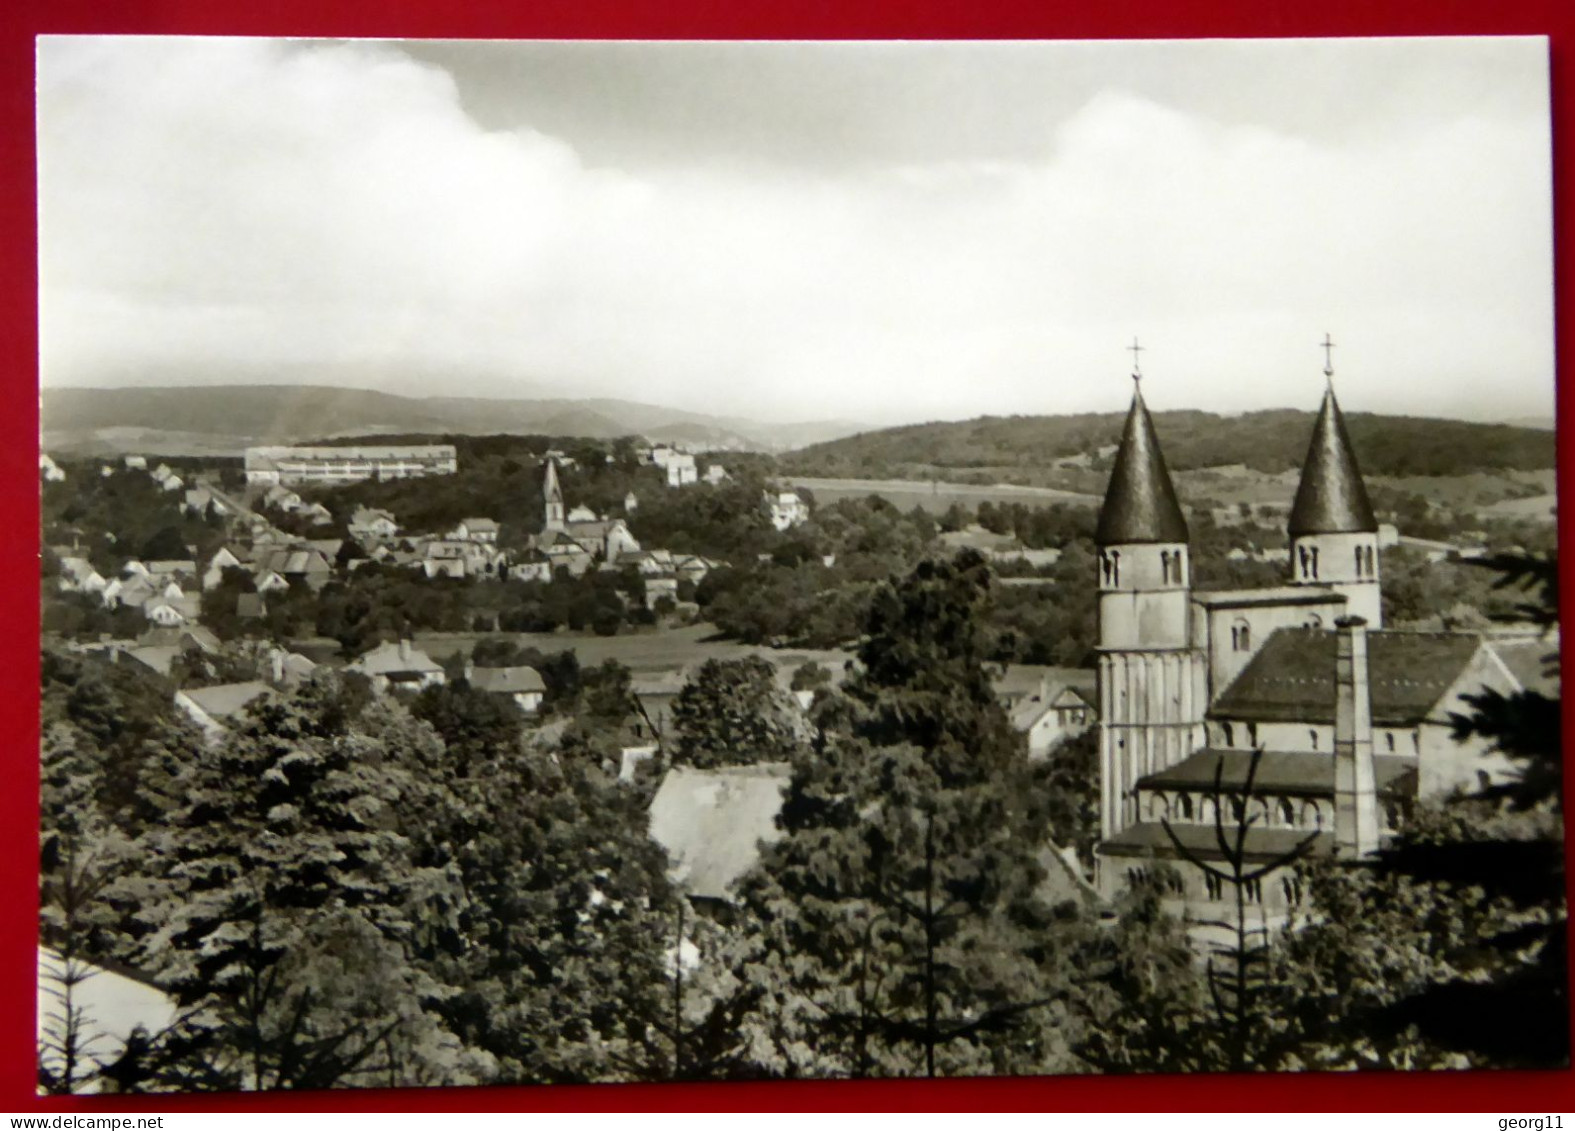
[{"x1": 1333, "y1": 615, "x2": 1379, "y2": 859}]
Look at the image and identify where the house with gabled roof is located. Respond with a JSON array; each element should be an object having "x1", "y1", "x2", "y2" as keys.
[
  {"x1": 345, "y1": 639, "x2": 446, "y2": 695},
  {"x1": 464, "y1": 661, "x2": 545, "y2": 713},
  {"x1": 175, "y1": 680, "x2": 272, "y2": 741},
  {"x1": 450, "y1": 517, "x2": 500, "y2": 544}
]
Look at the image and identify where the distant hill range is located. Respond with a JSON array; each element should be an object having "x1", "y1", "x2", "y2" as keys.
[
  {"x1": 784, "y1": 408, "x2": 1558, "y2": 479},
  {"x1": 39, "y1": 385, "x2": 865, "y2": 456}
]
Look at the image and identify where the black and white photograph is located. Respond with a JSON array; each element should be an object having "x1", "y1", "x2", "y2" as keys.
[{"x1": 35, "y1": 35, "x2": 1563, "y2": 1093}]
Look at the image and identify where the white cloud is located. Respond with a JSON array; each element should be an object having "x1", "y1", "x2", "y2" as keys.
[{"x1": 37, "y1": 37, "x2": 1553, "y2": 425}]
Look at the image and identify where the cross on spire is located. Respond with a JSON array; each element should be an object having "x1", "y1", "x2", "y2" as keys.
[
  {"x1": 1321, "y1": 332, "x2": 1336, "y2": 379},
  {"x1": 1128, "y1": 336, "x2": 1145, "y2": 381}
]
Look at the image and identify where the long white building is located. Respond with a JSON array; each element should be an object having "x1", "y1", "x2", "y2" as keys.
[{"x1": 244, "y1": 444, "x2": 457, "y2": 485}]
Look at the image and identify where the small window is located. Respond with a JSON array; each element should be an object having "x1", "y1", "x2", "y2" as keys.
[
  {"x1": 1278, "y1": 798, "x2": 1296, "y2": 826},
  {"x1": 1309, "y1": 729, "x2": 1319, "y2": 750},
  {"x1": 1222, "y1": 721, "x2": 1235, "y2": 747},
  {"x1": 1160, "y1": 549, "x2": 1172, "y2": 584},
  {"x1": 1179, "y1": 795, "x2": 1194, "y2": 820},
  {"x1": 1205, "y1": 873, "x2": 1224, "y2": 901},
  {"x1": 1310, "y1": 546, "x2": 1320, "y2": 580},
  {"x1": 1385, "y1": 732, "x2": 1395, "y2": 752},
  {"x1": 1232, "y1": 619, "x2": 1251, "y2": 652},
  {"x1": 1244, "y1": 878, "x2": 1263, "y2": 904},
  {"x1": 1282, "y1": 875, "x2": 1303, "y2": 906}
]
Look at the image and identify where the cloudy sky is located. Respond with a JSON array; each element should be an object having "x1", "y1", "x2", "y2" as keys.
[{"x1": 37, "y1": 36, "x2": 1553, "y2": 427}]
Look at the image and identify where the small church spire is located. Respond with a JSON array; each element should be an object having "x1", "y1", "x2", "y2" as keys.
[
  {"x1": 542, "y1": 456, "x2": 566, "y2": 532},
  {"x1": 1096, "y1": 352, "x2": 1188, "y2": 547},
  {"x1": 1288, "y1": 355, "x2": 1377, "y2": 537}
]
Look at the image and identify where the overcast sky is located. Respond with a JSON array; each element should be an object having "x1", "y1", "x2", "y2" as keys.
[{"x1": 37, "y1": 36, "x2": 1554, "y2": 427}]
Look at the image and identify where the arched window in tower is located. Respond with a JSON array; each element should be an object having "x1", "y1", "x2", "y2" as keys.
[
  {"x1": 1304, "y1": 613, "x2": 1323, "y2": 629},
  {"x1": 1367, "y1": 545, "x2": 1377, "y2": 576},
  {"x1": 1298, "y1": 544, "x2": 1310, "y2": 579},
  {"x1": 1278, "y1": 798, "x2": 1296, "y2": 827},
  {"x1": 1232, "y1": 619, "x2": 1251, "y2": 652},
  {"x1": 1099, "y1": 552, "x2": 1111, "y2": 586},
  {"x1": 1310, "y1": 546, "x2": 1320, "y2": 579},
  {"x1": 1160, "y1": 550, "x2": 1171, "y2": 584},
  {"x1": 1354, "y1": 545, "x2": 1364, "y2": 577},
  {"x1": 1221, "y1": 721, "x2": 1235, "y2": 747},
  {"x1": 1309, "y1": 729, "x2": 1319, "y2": 750},
  {"x1": 1110, "y1": 550, "x2": 1120, "y2": 587},
  {"x1": 1179, "y1": 794, "x2": 1194, "y2": 821}
]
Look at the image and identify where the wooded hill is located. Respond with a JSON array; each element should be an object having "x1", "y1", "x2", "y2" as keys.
[
  {"x1": 39, "y1": 385, "x2": 862, "y2": 454},
  {"x1": 784, "y1": 408, "x2": 1557, "y2": 479}
]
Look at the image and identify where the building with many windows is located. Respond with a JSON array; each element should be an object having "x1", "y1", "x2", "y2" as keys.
[
  {"x1": 244, "y1": 444, "x2": 457, "y2": 485},
  {"x1": 1092, "y1": 356, "x2": 1542, "y2": 918}
]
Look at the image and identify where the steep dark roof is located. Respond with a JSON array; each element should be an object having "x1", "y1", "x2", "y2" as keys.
[
  {"x1": 1209, "y1": 627, "x2": 1484, "y2": 726},
  {"x1": 1095, "y1": 386, "x2": 1189, "y2": 546},
  {"x1": 1287, "y1": 386, "x2": 1377, "y2": 536},
  {"x1": 1136, "y1": 749, "x2": 1417, "y2": 797}
]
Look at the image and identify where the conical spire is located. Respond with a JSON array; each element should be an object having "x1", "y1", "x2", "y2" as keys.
[
  {"x1": 1288, "y1": 385, "x2": 1376, "y2": 536},
  {"x1": 543, "y1": 456, "x2": 563, "y2": 504},
  {"x1": 1095, "y1": 385, "x2": 1189, "y2": 546}
]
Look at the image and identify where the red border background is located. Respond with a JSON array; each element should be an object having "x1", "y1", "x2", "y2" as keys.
[{"x1": 4, "y1": 0, "x2": 1572, "y2": 1113}]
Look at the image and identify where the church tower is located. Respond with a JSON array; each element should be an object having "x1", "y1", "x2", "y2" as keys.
[
  {"x1": 1287, "y1": 341, "x2": 1381, "y2": 626},
  {"x1": 1095, "y1": 365, "x2": 1207, "y2": 839},
  {"x1": 542, "y1": 457, "x2": 566, "y2": 533}
]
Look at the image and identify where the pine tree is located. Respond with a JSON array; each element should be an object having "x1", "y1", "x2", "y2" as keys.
[
  {"x1": 131, "y1": 675, "x2": 485, "y2": 1090},
  {"x1": 733, "y1": 550, "x2": 1085, "y2": 1077}
]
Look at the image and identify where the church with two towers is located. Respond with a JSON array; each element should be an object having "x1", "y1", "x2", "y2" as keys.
[{"x1": 1090, "y1": 349, "x2": 1532, "y2": 913}]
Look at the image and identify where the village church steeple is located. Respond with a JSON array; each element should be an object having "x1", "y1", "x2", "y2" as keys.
[
  {"x1": 1287, "y1": 337, "x2": 1382, "y2": 625},
  {"x1": 542, "y1": 456, "x2": 566, "y2": 533}
]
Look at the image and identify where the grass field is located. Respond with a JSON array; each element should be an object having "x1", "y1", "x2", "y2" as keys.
[
  {"x1": 415, "y1": 622, "x2": 855, "y2": 676},
  {"x1": 788, "y1": 476, "x2": 1099, "y2": 513}
]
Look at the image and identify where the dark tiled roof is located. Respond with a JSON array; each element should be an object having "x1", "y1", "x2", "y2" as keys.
[
  {"x1": 1095, "y1": 386, "x2": 1189, "y2": 546},
  {"x1": 1136, "y1": 748, "x2": 1417, "y2": 797},
  {"x1": 1096, "y1": 820, "x2": 1335, "y2": 864},
  {"x1": 1209, "y1": 627, "x2": 1484, "y2": 725},
  {"x1": 1287, "y1": 386, "x2": 1377, "y2": 536}
]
